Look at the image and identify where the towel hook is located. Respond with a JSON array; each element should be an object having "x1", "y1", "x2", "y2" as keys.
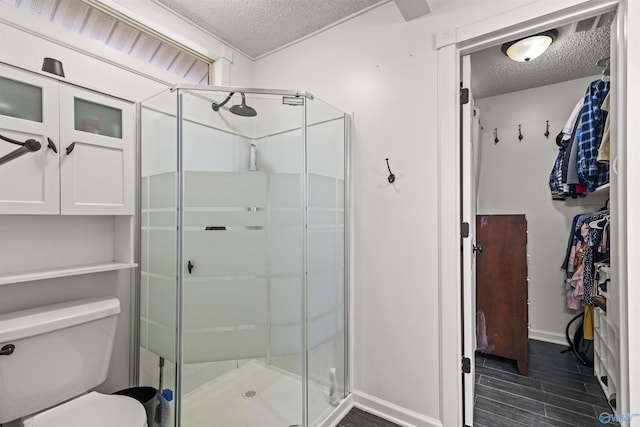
[
  {"x1": 494, "y1": 128, "x2": 499, "y2": 144},
  {"x1": 385, "y1": 158, "x2": 395, "y2": 183},
  {"x1": 544, "y1": 120, "x2": 550, "y2": 139},
  {"x1": 518, "y1": 124, "x2": 524, "y2": 142}
]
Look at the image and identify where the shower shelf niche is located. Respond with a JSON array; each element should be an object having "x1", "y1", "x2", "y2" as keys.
[{"x1": 0, "y1": 261, "x2": 137, "y2": 286}]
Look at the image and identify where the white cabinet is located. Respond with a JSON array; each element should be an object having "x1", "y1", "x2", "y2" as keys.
[
  {"x1": 0, "y1": 64, "x2": 134, "y2": 215},
  {"x1": 0, "y1": 64, "x2": 60, "y2": 214},
  {"x1": 59, "y1": 85, "x2": 134, "y2": 214}
]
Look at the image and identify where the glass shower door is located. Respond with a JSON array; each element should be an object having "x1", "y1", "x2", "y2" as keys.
[
  {"x1": 178, "y1": 89, "x2": 305, "y2": 427},
  {"x1": 305, "y1": 96, "x2": 348, "y2": 425}
]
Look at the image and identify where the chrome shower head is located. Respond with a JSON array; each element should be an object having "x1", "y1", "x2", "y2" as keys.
[{"x1": 211, "y1": 92, "x2": 257, "y2": 117}]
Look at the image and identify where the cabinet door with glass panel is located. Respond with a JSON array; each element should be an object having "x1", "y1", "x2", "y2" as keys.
[
  {"x1": 59, "y1": 84, "x2": 134, "y2": 214},
  {"x1": 0, "y1": 64, "x2": 60, "y2": 214}
]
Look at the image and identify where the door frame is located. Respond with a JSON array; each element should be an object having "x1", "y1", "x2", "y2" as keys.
[{"x1": 435, "y1": 0, "x2": 639, "y2": 425}]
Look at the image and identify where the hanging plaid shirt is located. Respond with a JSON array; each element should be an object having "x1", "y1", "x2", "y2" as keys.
[
  {"x1": 577, "y1": 79, "x2": 610, "y2": 192},
  {"x1": 549, "y1": 149, "x2": 565, "y2": 200}
]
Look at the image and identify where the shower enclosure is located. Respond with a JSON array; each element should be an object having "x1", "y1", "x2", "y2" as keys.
[{"x1": 138, "y1": 85, "x2": 349, "y2": 427}]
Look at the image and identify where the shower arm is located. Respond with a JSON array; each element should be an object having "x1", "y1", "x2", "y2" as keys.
[{"x1": 211, "y1": 92, "x2": 236, "y2": 111}]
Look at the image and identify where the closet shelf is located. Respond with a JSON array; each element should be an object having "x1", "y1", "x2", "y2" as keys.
[{"x1": 0, "y1": 262, "x2": 137, "y2": 286}]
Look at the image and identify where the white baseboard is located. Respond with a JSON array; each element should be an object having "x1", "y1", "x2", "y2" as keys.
[
  {"x1": 316, "y1": 390, "x2": 443, "y2": 427},
  {"x1": 529, "y1": 329, "x2": 568, "y2": 346},
  {"x1": 351, "y1": 391, "x2": 443, "y2": 427}
]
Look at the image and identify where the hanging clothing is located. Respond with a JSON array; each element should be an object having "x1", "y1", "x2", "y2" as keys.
[
  {"x1": 562, "y1": 98, "x2": 585, "y2": 141},
  {"x1": 597, "y1": 92, "x2": 611, "y2": 163},
  {"x1": 563, "y1": 209, "x2": 610, "y2": 309},
  {"x1": 550, "y1": 80, "x2": 611, "y2": 199},
  {"x1": 576, "y1": 79, "x2": 610, "y2": 192},
  {"x1": 549, "y1": 148, "x2": 566, "y2": 200},
  {"x1": 583, "y1": 305, "x2": 594, "y2": 340},
  {"x1": 581, "y1": 211, "x2": 610, "y2": 306}
]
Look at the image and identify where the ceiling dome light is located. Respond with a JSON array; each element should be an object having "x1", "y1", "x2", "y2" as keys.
[{"x1": 501, "y1": 30, "x2": 558, "y2": 62}]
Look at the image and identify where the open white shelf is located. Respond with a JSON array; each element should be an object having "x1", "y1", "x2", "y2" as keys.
[{"x1": 0, "y1": 262, "x2": 137, "y2": 286}]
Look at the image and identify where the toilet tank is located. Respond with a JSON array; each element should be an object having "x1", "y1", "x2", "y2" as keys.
[{"x1": 0, "y1": 298, "x2": 120, "y2": 424}]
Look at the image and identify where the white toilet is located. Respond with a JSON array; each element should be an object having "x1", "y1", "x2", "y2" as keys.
[{"x1": 0, "y1": 298, "x2": 147, "y2": 427}]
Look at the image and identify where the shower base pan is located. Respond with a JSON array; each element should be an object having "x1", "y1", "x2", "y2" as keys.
[{"x1": 181, "y1": 360, "x2": 334, "y2": 427}]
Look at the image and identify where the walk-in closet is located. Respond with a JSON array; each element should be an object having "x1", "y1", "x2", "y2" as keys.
[{"x1": 467, "y1": 8, "x2": 622, "y2": 426}]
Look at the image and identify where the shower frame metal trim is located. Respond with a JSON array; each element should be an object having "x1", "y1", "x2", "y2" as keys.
[
  {"x1": 343, "y1": 112, "x2": 352, "y2": 399},
  {"x1": 301, "y1": 94, "x2": 309, "y2": 427},
  {"x1": 175, "y1": 92, "x2": 185, "y2": 427},
  {"x1": 170, "y1": 83, "x2": 314, "y2": 99}
]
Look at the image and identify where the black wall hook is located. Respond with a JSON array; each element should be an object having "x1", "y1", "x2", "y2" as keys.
[
  {"x1": 494, "y1": 128, "x2": 499, "y2": 144},
  {"x1": 385, "y1": 158, "x2": 395, "y2": 183},
  {"x1": 518, "y1": 124, "x2": 524, "y2": 141},
  {"x1": 544, "y1": 120, "x2": 550, "y2": 139}
]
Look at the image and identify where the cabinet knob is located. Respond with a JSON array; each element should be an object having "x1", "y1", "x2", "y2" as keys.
[
  {"x1": 65, "y1": 142, "x2": 76, "y2": 155},
  {"x1": 187, "y1": 260, "x2": 194, "y2": 274},
  {"x1": 473, "y1": 245, "x2": 483, "y2": 254},
  {"x1": 47, "y1": 137, "x2": 58, "y2": 153}
]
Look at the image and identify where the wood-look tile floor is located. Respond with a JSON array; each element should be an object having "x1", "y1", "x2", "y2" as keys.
[
  {"x1": 474, "y1": 339, "x2": 617, "y2": 427},
  {"x1": 336, "y1": 407, "x2": 400, "y2": 427},
  {"x1": 337, "y1": 340, "x2": 616, "y2": 427}
]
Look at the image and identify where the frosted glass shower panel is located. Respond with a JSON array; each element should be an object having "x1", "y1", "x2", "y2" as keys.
[
  {"x1": 270, "y1": 173, "x2": 301, "y2": 208},
  {"x1": 183, "y1": 279, "x2": 267, "y2": 328},
  {"x1": 309, "y1": 173, "x2": 338, "y2": 208},
  {"x1": 181, "y1": 278, "x2": 268, "y2": 362},
  {"x1": 140, "y1": 88, "x2": 178, "y2": 368},
  {"x1": 183, "y1": 327, "x2": 268, "y2": 363},
  {"x1": 147, "y1": 276, "x2": 177, "y2": 359},
  {"x1": 184, "y1": 171, "x2": 267, "y2": 208},
  {"x1": 184, "y1": 229, "x2": 267, "y2": 277},
  {"x1": 305, "y1": 98, "x2": 346, "y2": 425}
]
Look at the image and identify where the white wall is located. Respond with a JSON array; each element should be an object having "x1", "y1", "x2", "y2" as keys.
[
  {"x1": 475, "y1": 76, "x2": 608, "y2": 344},
  {"x1": 252, "y1": 0, "x2": 535, "y2": 422}
]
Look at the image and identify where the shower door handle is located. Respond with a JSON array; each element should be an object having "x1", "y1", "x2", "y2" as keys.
[{"x1": 187, "y1": 260, "x2": 194, "y2": 274}]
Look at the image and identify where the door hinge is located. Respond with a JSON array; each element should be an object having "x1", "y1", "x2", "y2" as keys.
[
  {"x1": 460, "y1": 88, "x2": 470, "y2": 105},
  {"x1": 462, "y1": 357, "x2": 471, "y2": 374},
  {"x1": 461, "y1": 222, "x2": 469, "y2": 238}
]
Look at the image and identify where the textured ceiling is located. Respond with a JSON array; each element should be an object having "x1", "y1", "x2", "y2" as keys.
[
  {"x1": 152, "y1": 0, "x2": 611, "y2": 97},
  {"x1": 154, "y1": 0, "x2": 384, "y2": 59},
  {"x1": 471, "y1": 15, "x2": 612, "y2": 99}
]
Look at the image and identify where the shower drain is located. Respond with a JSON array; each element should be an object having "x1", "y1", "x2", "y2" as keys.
[{"x1": 242, "y1": 390, "x2": 258, "y2": 399}]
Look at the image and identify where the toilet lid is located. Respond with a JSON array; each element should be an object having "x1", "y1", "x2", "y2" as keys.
[{"x1": 22, "y1": 392, "x2": 147, "y2": 427}]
